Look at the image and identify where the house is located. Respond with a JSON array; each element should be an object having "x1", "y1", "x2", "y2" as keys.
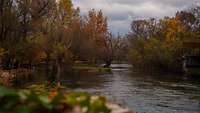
[{"x1": 182, "y1": 42, "x2": 200, "y2": 75}]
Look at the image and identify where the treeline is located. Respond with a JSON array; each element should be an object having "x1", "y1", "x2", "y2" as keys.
[
  {"x1": 127, "y1": 7, "x2": 200, "y2": 72},
  {"x1": 0, "y1": 0, "x2": 127, "y2": 71},
  {"x1": 2, "y1": 0, "x2": 198, "y2": 74}
]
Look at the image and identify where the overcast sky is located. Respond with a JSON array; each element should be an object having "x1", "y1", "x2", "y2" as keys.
[{"x1": 72, "y1": 0, "x2": 200, "y2": 34}]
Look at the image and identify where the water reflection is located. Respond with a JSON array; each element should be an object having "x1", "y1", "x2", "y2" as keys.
[{"x1": 14, "y1": 64, "x2": 200, "y2": 113}]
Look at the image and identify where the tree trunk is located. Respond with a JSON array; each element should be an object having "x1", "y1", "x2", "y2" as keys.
[
  {"x1": 104, "y1": 59, "x2": 112, "y2": 68},
  {"x1": 55, "y1": 59, "x2": 61, "y2": 85}
]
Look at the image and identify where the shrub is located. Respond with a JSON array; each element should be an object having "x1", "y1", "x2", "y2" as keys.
[{"x1": 0, "y1": 86, "x2": 111, "y2": 113}]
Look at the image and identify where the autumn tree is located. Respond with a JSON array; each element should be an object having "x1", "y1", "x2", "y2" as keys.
[
  {"x1": 0, "y1": 0, "x2": 78, "y2": 84},
  {"x1": 82, "y1": 10, "x2": 108, "y2": 63},
  {"x1": 128, "y1": 7, "x2": 200, "y2": 72},
  {"x1": 101, "y1": 33, "x2": 128, "y2": 67}
]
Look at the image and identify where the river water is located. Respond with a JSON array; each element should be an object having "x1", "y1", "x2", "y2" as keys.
[
  {"x1": 62, "y1": 64, "x2": 200, "y2": 113},
  {"x1": 16, "y1": 64, "x2": 200, "y2": 113}
]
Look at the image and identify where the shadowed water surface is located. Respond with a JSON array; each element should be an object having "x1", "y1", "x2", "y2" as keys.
[{"x1": 16, "y1": 64, "x2": 200, "y2": 113}]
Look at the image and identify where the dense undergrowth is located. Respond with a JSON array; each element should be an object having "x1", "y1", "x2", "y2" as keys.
[{"x1": 0, "y1": 84, "x2": 111, "y2": 113}]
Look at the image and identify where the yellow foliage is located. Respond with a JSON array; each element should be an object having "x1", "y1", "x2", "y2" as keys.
[
  {"x1": 58, "y1": 0, "x2": 74, "y2": 20},
  {"x1": 0, "y1": 48, "x2": 5, "y2": 57},
  {"x1": 162, "y1": 19, "x2": 185, "y2": 42}
]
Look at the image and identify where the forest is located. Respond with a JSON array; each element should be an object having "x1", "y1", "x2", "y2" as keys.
[
  {"x1": 0, "y1": 0, "x2": 200, "y2": 113},
  {"x1": 1, "y1": 0, "x2": 200, "y2": 74}
]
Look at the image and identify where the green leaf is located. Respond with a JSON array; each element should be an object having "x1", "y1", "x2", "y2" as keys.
[
  {"x1": 16, "y1": 106, "x2": 32, "y2": 113},
  {"x1": 0, "y1": 86, "x2": 17, "y2": 97},
  {"x1": 51, "y1": 93, "x2": 63, "y2": 106},
  {"x1": 38, "y1": 95, "x2": 52, "y2": 109}
]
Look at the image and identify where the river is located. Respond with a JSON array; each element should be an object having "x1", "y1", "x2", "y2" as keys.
[{"x1": 16, "y1": 64, "x2": 200, "y2": 113}]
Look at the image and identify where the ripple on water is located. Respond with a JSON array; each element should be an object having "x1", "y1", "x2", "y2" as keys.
[{"x1": 27, "y1": 64, "x2": 200, "y2": 113}]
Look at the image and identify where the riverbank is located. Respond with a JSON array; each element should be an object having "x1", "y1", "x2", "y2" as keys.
[
  {"x1": 0, "y1": 64, "x2": 111, "y2": 87},
  {"x1": 73, "y1": 66, "x2": 111, "y2": 73},
  {"x1": 0, "y1": 69, "x2": 33, "y2": 87},
  {"x1": 72, "y1": 63, "x2": 112, "y2": 74}
]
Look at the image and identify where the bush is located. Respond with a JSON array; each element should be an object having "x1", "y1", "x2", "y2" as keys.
[{"x1": 0, "y1": 86, "x2": 111, "y2": 113}]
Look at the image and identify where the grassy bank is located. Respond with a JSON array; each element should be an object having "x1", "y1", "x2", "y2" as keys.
[{"x1": 73, "y1": 64, "x2": 112, "y2": 73}]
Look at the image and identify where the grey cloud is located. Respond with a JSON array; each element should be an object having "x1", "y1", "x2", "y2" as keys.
[
  {"x1": 108, "y1": 0, "x2": 198, "y2": 8},
  {"x1": 73, "y1": 0, "x2": 200, "y2": 34}
]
